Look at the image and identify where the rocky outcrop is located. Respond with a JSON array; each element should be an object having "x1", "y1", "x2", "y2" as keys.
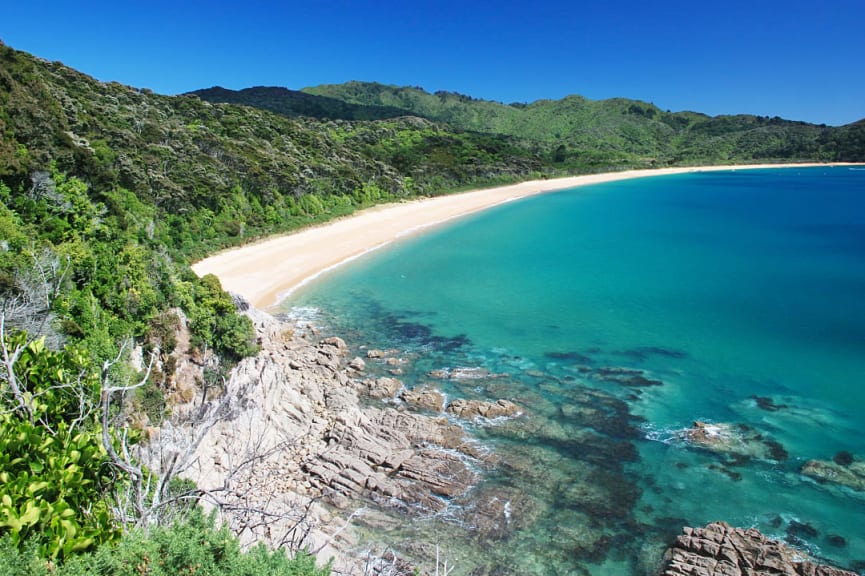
[
  {"x1": 175, "y1": 306, "x2": 495, "y2": 574},
  {"x1": 399, "y1": 386, "x2": 446, "y2": 412},
  {"x1": 446, "y1": 398, "x2": 521, "y2": 420},
  {"x1": 801, "y1": 455, "x2": 865, "y2": 492},
  {"x1": 662, "y1": 522, "x2": 857, "y2": 576},
  {"x1": 678, "y1": 421, "x2": 788, "y2": 462},
  {"x1": 302, "y1": 406, "x2": 479, "y2": 512}
]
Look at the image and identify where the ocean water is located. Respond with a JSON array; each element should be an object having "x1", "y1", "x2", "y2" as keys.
[{"x1": 281, "y1": 167, "x2": 865, "y2": 575}]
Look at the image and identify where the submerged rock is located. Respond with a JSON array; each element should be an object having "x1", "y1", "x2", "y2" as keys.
[
  {"x1": 750, "y1": 395, "x2": 789, "y2": 412},
  {"x1": 580, "y1": 365, "x2": 664, "y2": 387},
  {"x1": 801, "y1": 456, "x2": 865, "y2": 492},
  {"x1": 678, "y1": 421, "x2": 788, "y2": 462},
  {"x1": 427, "y1": 366, "x2": 508, "y2": 380},
  {"x1": 662, "y1": 521, "x2": 857, "y2": 576}
]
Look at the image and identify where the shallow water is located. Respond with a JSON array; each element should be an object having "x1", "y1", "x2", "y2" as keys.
[{"x1": 282, "y1": 167, "x2": 865, "y2": 575}]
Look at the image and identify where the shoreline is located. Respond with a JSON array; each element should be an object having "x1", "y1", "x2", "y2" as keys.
[{"x1": 192, "y1": 163, "x2": 855, "y2": 308}]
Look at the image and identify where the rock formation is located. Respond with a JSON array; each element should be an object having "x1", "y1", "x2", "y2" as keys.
[
  {"x1": 801, "y1": 455, "x2": 865, "y2": 492},
  {"x1": 678, "y1": 421, "x2": 788, "y2": 462},
  {"x1": 170, "y1": 305, "x2": 511, "y2": 573},
  {"x1": 662, "y1": 522, "x2": 857, "y2": 576},
  {"x1": 446, "y1": 398, "x2": 521, "y2": 420}
]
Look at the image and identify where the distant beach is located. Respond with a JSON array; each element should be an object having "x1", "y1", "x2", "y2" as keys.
[{"x1": 192, "y1": 163, "x2": 851, "y2": 307}]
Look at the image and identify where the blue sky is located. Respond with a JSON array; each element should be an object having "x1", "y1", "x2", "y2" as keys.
[{"x1": 2, "y1": 0, "x2": 863, "y2": 125}]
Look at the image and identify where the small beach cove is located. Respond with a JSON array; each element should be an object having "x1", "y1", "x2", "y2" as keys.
[
  {"x1": 194, "y1": 164, "x2": 865, "y2": 575},
  {"x1": 192, "y1": 164, "x2": 853, "y2": 310}
]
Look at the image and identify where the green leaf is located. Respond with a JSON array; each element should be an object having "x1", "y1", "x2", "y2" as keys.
[
  {"x1": 19, "y1": 503, "x2": 41, "y2": 527},
  {"x1": 26, "y1": 480, "x2": 49, "y2": 495}
]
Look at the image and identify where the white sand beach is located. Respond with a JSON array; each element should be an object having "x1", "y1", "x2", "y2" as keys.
[{"x1": 192, "y1": 164, "x2": 849, "y2": 308}]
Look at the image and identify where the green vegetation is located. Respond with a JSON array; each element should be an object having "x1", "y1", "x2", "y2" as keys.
[
  {"x1": 0, "y1": 509, "x2": 328, "y2": 576},
  {"x1": 288, "y1": 81, "x2": 865, "y2": 167},
  {"x1": 0, "y1": 335, "x2": 115, "y2": 560},
  {"x1": 1, "y1": 38, "x2": 864, "y2": 573}
]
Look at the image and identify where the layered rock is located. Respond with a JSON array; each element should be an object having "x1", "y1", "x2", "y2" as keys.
[
  {"x1": 171, "y1": 306, "x2": 498, "y2": 573},
  {"x1": 662, "y1": 522, "x2": 857, "y2": 576}
]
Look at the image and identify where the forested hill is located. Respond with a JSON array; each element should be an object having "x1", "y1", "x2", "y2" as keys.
[
  {"x1": 0, "y1": 45, "x2": 551, "y2": 258},
  {"x1": 0, "y1": 42, "x2": 554, "y2": 569},
  {"x1": 196, "y1": 81, "x2": 865, "y2": 166},
  {"x1": 190, "y1": 86, "x2": 410, "y2": 121}
]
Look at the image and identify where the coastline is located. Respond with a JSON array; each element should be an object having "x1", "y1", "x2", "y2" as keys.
[
  {"x1": 192, "y1": 163, "x2": 852, "y2": 308},
  {"x1": 184, "y1": 164, "x2": 865, "y2": 574}
]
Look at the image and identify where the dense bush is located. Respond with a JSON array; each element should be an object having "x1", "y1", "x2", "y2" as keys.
[
  {"x1": 0, "y1": 334, "x2": 117, "y2": 559},
  {"x1": 0, "y1": 509, "x2": 330, "y2": 575}
]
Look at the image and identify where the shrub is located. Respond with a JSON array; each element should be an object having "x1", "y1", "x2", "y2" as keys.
[{"x1": 0, "y1": 509, "x2": 331, "y2": 576}]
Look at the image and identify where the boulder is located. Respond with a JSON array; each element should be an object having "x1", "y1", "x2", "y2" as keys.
[
  {"x1": 661, "y1": 521, "x2": 856, "y2": 576},
  {"x1": 361, "y1": 377, "x2": 404, "y2": 399},
  {"x1": 401, "y1": 387, "x2": 445, "y2": 412},
  {"x1": 320, "y1": 336, "x2": 347, "y2": 350},
  {"x1": 348, "y1": 356, "x2": 366, "y2": 372}
]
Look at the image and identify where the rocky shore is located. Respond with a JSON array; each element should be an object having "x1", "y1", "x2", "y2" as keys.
[
  {"x1": 158, "y1": 303, "x2": 857, "y2": 575},
  {"x1": 661, "y1": 522, "x2": 857, "y2": 576},
  {"x1": 168, "y1": 304, "x2": 523, "y2": 574}
]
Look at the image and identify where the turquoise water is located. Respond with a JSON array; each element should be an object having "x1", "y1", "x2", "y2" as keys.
[{"x1": 282, "y1": 167, "x2": 865, "y2": 575}]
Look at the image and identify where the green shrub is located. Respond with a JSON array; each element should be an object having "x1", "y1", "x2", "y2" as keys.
[
  {"x1": 0, "y1": 335, "x2": 118, "y2": 559},
  {"x1": 0, "y1": 509, "x2": 331, "y2": 576}
]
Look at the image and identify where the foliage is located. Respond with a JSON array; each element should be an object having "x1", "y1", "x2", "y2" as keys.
[
  {"x1": 187, "y1": 274, "x2": 258, "y2": 361},
  {"x1": 0, "y1": 333, "x2": 117, "y2": 559},
  {"x1": 0, "y1": 509, "x2": 330, "y2": 575},
  {"x1": 297, "y1": 81, "x2": 864, "y2": 165}
]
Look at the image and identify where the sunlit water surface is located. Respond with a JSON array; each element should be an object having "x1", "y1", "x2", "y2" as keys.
[{"x1": 282, "y1": 168, "x2": 865, "y2": 575}]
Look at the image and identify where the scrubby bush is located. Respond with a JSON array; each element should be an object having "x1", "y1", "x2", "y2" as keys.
[{"x1": 0, "y1": 509, "x2": 330, "y2": 575}]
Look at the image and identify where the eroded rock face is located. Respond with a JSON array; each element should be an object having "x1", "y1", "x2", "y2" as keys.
[
  {"x1": 175, "y1": 309, "x2": 483, "y2": 574},
  {"x1": 303, "y1": 406, "x2": 480, "y2": 512},
  {"x1": 661, "y1": 522, "x2": 857, "y2": 576}
]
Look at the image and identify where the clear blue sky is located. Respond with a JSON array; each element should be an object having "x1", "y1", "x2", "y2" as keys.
[{"x1": 2, "y1": 0, "x2": 863, "y2": 126}]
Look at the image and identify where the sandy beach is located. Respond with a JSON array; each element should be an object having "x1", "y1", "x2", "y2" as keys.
[{"x1": 192, "y1": 164, "x2": 849, "y2": 308}]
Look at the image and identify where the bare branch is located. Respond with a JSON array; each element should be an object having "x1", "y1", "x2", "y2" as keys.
[{"x1": 0, "y1": 310, "x2": 34, "y2": 421}]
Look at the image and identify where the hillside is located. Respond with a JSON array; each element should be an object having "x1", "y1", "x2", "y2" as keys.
[
  {"x1": 190, "y1": 85, "x2": 409, "y2": 121},
  {"x1": 2, "y1": 50, "x2": 553, "y2": 256},
  {"x1": 235, "y1": 81, "x2": 865, "y2": 166}
]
